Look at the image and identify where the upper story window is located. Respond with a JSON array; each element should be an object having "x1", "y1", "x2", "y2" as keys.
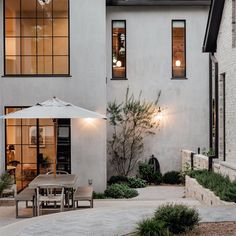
[
  {"x1": 232, "y1": 0, "x2": 236, "y2": 47},
  {"x1": 4, "y1": 0, "x2": 69, "y2": 76},
  {"x1": 112, "y1": 20, "x2": 126, "y2": 79},
  {"x1": 172, "y1": 20, "x2": 186, "y2": 79}
]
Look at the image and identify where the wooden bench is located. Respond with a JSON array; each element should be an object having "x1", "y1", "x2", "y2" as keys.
[
  {"x1": 15, "y1": 187, "x2": 35, "y2": 218},
  {"x1": 73, "y1": 186, "x2": 93, "y2": 209}
]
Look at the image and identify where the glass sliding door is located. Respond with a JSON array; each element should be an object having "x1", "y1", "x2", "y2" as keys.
[
  {"x1": 5, "y1": 107, "x2": 71, "y2": 192},
  {"x1": 6, "y1": 107, "x2": 37, "y2": 191}
]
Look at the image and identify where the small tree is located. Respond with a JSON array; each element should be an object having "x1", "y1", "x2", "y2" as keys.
[{"x1": 107, "y1": 88, "x2": 161, "y2": 176}]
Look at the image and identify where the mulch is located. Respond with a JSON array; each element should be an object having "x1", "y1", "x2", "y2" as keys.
[{"x1": 125, "y1": 222, "x2": 236, "y2": 236}]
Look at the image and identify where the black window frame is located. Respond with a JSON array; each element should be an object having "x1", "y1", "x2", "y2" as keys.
[
  {"x1": 171, "y1": 19, "x2": 187, "y2": 80},
  {"x1": 5, "y1": 106, "x2": 71, "y2": 191},
  {"x1": 111, "y1": 20, "x2": 127, "y2": 80},
  {"x1": 3, "y1": 0, "x2": 71, "y2": 77}
]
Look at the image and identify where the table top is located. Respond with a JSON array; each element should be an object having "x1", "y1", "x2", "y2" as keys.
[{"x1": 28, "y1": 174, "x2": 78, "y2": 189}]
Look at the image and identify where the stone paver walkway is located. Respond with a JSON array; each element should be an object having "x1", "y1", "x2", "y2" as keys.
[{"x1": 0, "y1": 186, "x2": 235, "y2": 236}]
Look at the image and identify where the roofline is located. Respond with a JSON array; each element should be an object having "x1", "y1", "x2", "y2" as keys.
[
  {"x1": 202, "y1": 0, "x2": 225, "y2": 53},
  {"x1": 106, "y1": 0, "x2": 211, "y2": 6}
]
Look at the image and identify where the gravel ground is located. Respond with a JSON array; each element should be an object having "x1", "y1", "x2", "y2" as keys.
[
  {"x1": 126, "y1": 222, "x2": 236, "y2": 236},
  {"x1": 183, "y1": 222, "x2": 236, "y2": 236}
]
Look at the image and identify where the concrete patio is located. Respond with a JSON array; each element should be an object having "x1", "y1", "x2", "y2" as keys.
[{"x1": 0, "y1": 186, "x2": 236, "y2": 236}]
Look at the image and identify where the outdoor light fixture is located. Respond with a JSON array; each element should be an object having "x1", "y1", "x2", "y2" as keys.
[
  {"x1": 175, "y1": 60, "x2": 181, "y2": 67},
  {"x1": 116, "y1": 61, "x2": 122, "y2": 67},
  {"x1": 154, "y1": 107, "x2": 163, "y2": 122},
  {"x1": 85, "y1": 118, "x2": 94, "y2": 124}
]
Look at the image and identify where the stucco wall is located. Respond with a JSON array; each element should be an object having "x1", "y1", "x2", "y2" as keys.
[
  {"x1": 106, "y1": 6, "x2": 209, "y2": 176},
  {"x1": 216, "y1": 0, "x2": 236, "y2": 164},
  {"x1": 0, "y1": 0, "x2": 107, "y2": 192}
]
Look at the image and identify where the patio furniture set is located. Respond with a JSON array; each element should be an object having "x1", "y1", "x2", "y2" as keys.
[{"x1": 15, "y1": 171, "x2": 94, "y2": 218}]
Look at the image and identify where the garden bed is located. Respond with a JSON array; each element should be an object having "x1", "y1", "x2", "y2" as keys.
[
  {"x1": 125, "y1": 222, "x2": 236, "y2": 236},
  {"x1": 185, "y1": 175, "x2": 235, "y2": 206}
]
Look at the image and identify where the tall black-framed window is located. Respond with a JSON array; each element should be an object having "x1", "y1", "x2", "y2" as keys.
[
  {"x1": 172, "y1": 20, "x2": 186, "y2": 79},
  {"x1": 4, "y1": 0, "x2": 70, "y2": 76},
  {"x1": 5, "y1": 106, "x2": 71, "y2": 192},
  {"x1": 209, "y1": 54, "x2": 219, "y2": 158},
  {"x1": 218, "y1": 73, "x2": 226, "y2": 161},
  {"x1": 112, "y1": 20, "x2": 126, "y2": 79}
]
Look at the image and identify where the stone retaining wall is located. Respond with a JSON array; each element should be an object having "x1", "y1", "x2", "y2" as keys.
[
  {"x1": 0, "y1": 198, "x2": 15, "y2": 206},
  {"x1": 213, "y1": 161, "x2": 236, "y2": 181},
  {"x1": 181, "y1": 150, "x2": 209, "y2": 171},
  {"x1": 185, "y1": 176, "x2": 235, "y2": 206}
]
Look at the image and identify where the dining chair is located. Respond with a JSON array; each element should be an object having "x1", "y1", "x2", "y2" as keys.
[{"x1": 36, "y1": 184, "x2": 65, "y2": 216}]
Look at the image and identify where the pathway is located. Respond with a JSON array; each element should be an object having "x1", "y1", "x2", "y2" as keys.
[{"x1": 0, "y1": 186, "x2": 235, "y2": 236}]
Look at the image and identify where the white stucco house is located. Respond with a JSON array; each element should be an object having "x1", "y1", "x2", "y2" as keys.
[
  {"x1": 203, "y1": 0, "x2": 236, "y2": 178},
  {"x1": 0, "y1": 0, "x2": 210, "y2": 192}
]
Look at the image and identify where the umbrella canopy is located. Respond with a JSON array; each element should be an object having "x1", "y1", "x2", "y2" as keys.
[
  {"x1": 1, "y1": 97, "x2": 106, "y2": 120},
  {"x1": 1, "y1": 97, "x2": 106, "y2": 178}
]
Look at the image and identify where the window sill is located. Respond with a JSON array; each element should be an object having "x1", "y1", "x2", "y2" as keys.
[
  {"x1": 2, "y1": 75, "x2": 72, "y2": 78},
  {"x1": 111, "y1": 78, "x2": 128, "y2": 81},
  {"x1": 171, "y1": 77, "x2": 188, "y2": 80}
]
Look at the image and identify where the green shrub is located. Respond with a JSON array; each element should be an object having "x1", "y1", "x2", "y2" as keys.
[
  {"x1": 139, "y1": 162, "x2": 162, "y2": 185},
  {"x1": 188, "y1": 170, "x2": 236, "y2": 202},
  {"x1": 93, "y1": 191, "x2": 106, "y2": 199},
  {"x1": 154, "y1": 204, "x2": 200, "y2": 234},
  {"x1": 104, "y1": 184, "x2": 138, "y2": 199},
  {"x1": 162, "y1": 171, "x2": 182, "y2": 185},
  {"x1": 137, "y1": 218, "x2": 170, "y2": 236},
  {"x1": 152, "y1": 172, "x2": 162, "y2": 185},
  {"x1": 128, "y1": 177, "x2": 147, "y2": 188},
  {"x1": 139, "y1": 163, "x2": 154, "y2": 182},
  {"x1": 107, "y1": 175, "x2": 129, "y2": 185},
  {"x1": 0, "y1": 173, "x2": 13, "y2": 196}
]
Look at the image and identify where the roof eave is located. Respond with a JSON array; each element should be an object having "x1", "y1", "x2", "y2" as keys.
[
  {"x1": 106, "y1": 0, "x2": 211, "y2": 6},
  {"x1": 203, "y1": 0, "x2": 225, "y2": 53}
]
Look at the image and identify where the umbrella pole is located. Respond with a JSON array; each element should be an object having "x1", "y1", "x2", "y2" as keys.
[{"x1": 53, "y1": 119, "x2": 57, "y2": 178}]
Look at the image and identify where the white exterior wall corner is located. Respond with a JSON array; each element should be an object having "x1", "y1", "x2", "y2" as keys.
[
  {"x1": 0, "y1": 0, "x2": 107, "y2": 192},
  {"x1": 106, "y1": 6, "x2": 209, "y2": 176},
  {"x1": 216, "y1": 0, "x2": 236, "y2": 164}
]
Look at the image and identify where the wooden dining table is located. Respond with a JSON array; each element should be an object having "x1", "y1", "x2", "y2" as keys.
[
  {"x1": 28, "y1": 174, "x2": 78, "y2": 215},
  {"x1": 28, "y1": 174, "x2": 78, "y2": 189}
]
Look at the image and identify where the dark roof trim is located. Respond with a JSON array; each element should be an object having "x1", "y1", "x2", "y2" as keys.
[
  {"x1": 106, "y1": 0, "x2": 210, "y2": 6},
  {"x1": 203, "y1": 0, "x2": 225, "y2": 53}
]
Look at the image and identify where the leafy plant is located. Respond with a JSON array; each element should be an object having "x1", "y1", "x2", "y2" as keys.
[
  {"x1": 154, "y1": 204, "x2": 200, "y2": 234},
  {"x1": 188, "y1": 170, "x2": 236, "y2": 202},
  {"x1": 152, "y1": 172, "x2": 163, "y2": 185},
  {"x1": 104, "y1": 184, "x2": 138, "y2": 199},
  {"x1": 107, "y1": 175, "x2": 129, "y2": 185},
  {"x1": 137, "y1": 218, "x2": 170, "y2": 236},
  {"x1": 0, "y1": 173, "x2": 13, "y2": 196},
  {"x1": 202, "y1": 148, "x2": 215, "y2": 157},
  {"x1": 128, "y1": 177, "x2": 147, "y2": 188},
  {"x1": 162, "y1": 171, "x2": 182, "y2": 185},
  {"x1": 93, "y1": 191, "x2": 106, "y2": 199},
  {"x1": 107, "y1": 88, "x2": 161, "y2": 176},
  {"x1": 139, "y1": 162, "x2": 155, "y2": 182}
]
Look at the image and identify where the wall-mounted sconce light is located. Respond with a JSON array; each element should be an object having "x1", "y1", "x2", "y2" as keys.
[
  {"x1": 155, "y1": 107, "x2": 163, "y2": 122},
  {"x1": 175, "y1": 60, "x2": 181, "y2": 67},
  {"x1": 88, "y1": 179, "x2": 93, "y2": 185},
  {"x1": 84, "y1": 118, "x2": 94, "y2": 124}
]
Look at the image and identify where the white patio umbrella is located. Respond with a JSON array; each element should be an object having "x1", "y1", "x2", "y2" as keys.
[{"x1": 1, "y1": 97, "x2": 106, "y2": 177}]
